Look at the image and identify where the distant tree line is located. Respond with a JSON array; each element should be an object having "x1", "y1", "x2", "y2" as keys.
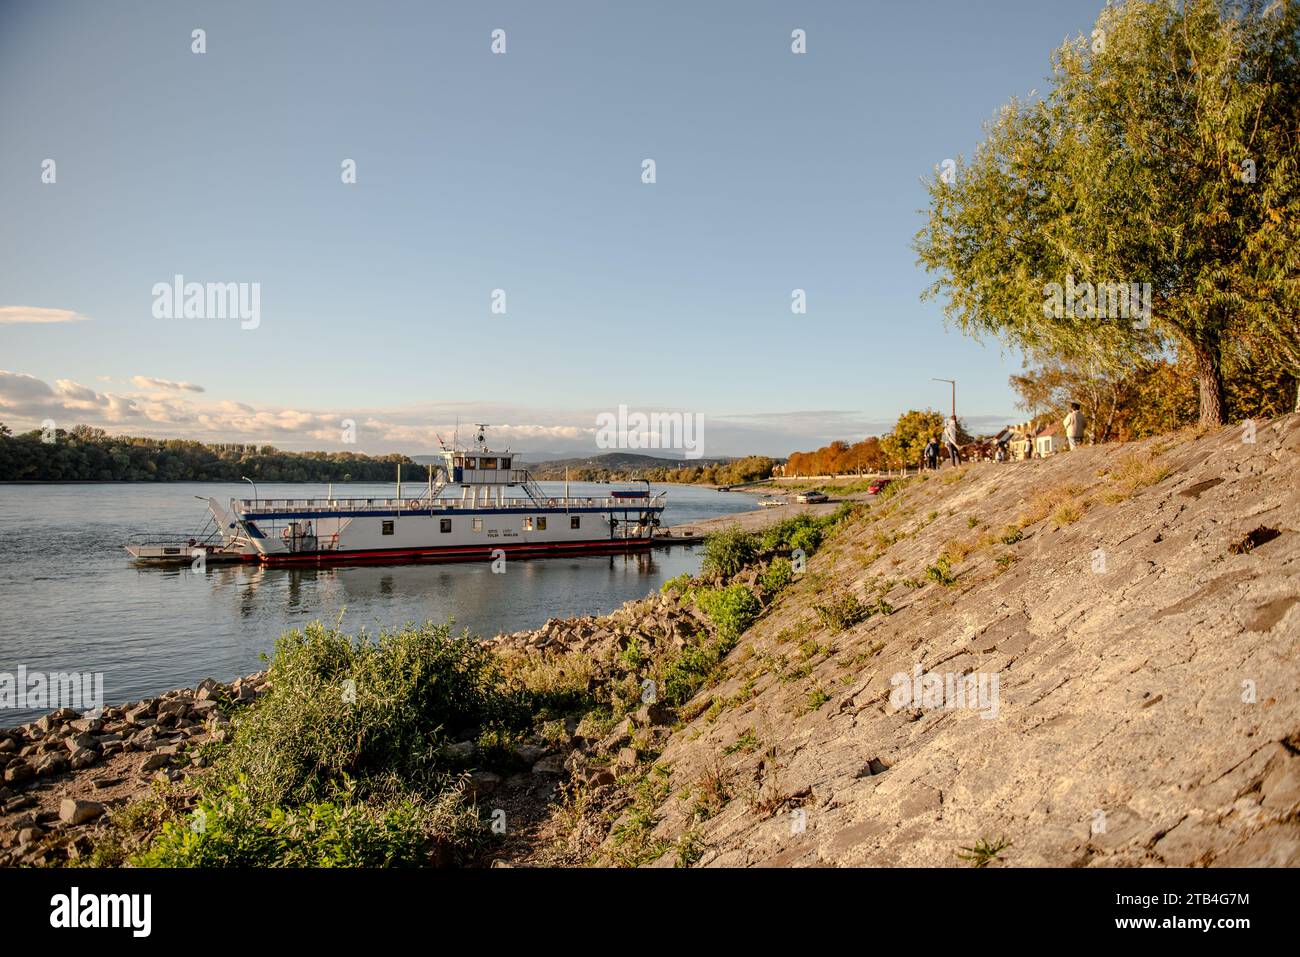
[
  {"x1": 0, "y1": 424, "x2": 415, "y2": 482},
  {"x1": 531, "y1": 455, "x2": 778, "y2": 487}
]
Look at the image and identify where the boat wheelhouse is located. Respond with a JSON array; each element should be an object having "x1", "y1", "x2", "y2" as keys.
[{"x1": 229, "y1": 429, "x2": 666, "y2": 566}]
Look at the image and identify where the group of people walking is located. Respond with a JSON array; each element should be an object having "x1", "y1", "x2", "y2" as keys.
[{"x1": 921, "y1": 404, "x2": 1088, "y2": 470}]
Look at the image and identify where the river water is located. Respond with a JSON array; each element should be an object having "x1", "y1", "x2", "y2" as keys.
[{"x1": 0, "y1": 481, "x2": 754, "y2": 725}]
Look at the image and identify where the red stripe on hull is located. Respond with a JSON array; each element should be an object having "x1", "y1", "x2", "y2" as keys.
[{"x1": 257, "y1": 537, "x2": 655, "y2": 567}]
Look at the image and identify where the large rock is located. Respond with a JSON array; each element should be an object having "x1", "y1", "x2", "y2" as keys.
[
  {"x1": 634, "y1": 702, "x2": 675, "y2": 726},
  {"x1": 3, "y1": 761, "x2": 34, "y2": 784},
  {"x1": 34, "y1": 754, "x2": 68, "y2": 777},
  {"x1": 514, "y1": 744, "x2": 548, "y2": 765},
  {"x1": 59, "y1": 798, "x2": 105, "y2": 826},
  {"x1": 467, "y1": 770, "x2": 501, "y2": 798},
  {"x1": 532, "y1": 754, "x2": 567, "y2": 775},
  {"x1": 64, "y1": 732, "x2": 98, "y2": 753},
  {"x1": 139, "y1": 752, "x2": 172, "y2": 772}
]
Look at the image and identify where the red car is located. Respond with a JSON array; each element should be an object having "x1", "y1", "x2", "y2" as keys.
[{"x1": 867, "y1": 478, "x2": 892, "y2": 495}]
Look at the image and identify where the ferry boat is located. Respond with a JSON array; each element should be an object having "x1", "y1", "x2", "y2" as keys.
[{"x1": 223, "y1": 428, "x2": 666, "y2": 566}]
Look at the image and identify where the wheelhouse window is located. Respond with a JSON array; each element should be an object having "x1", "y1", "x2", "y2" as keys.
[
  {"x1": 472, "y1": 518, "x2": 483, "y2": 532},
  {"x1": 570, "y1": 516, "x2": 581, "y2": 529},
  {"x1": 440, "y1": 518, "x2": 452, "y2": 533},
  {"x1": 523, "y1": 517, "x2": 533, "y2": 531},
  {"x1": 463, "y1": 457, "x2": 477, "y2": 469},
  {"x1": 381, "y1": 520, "x2": 394, "y2": 535},
  {"x1": 479, "y1": 457, "x2": 498, "y2": 470},
  {"x1": 537, "y1": 517, "x2": 547, "y2": 531},
  {"x1": 499, "y1": 457, "x2": 511, "y2": 469}
]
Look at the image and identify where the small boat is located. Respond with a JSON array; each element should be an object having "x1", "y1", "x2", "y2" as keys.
[
  {"x1": 758, "y1": 498, "x2": 786, "y2": 508},
  {"x1": 124, "y1": 540, "x2": 254, "y2": 566},
  {"x1": 125, "y1": 497, "x2": 257, "y2": 566}
]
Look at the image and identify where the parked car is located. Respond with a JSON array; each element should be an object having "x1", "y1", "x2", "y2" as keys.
[
  {"x1": 867, "y1": 478, "x2": 893, "y2": 495},
  {"x1": 795, "y1": 491, "x2": 829, "y2": 504}
]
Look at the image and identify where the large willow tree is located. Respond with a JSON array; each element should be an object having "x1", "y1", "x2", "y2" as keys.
[{"x1": 916, "y1": 0, "x2": 1300, "y2": 424}]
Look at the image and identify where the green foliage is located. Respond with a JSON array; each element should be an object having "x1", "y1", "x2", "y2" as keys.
[
  {"x1": 880, "y1": 409, "x2": 947, "y2": 469},
  {"x1": 660, "y1": 574, "x2": 691, "y2": 596},
  {"x1": 693, "y1": 585, "x2": 761, "y2": 645},
  {"x1": 134, "y1": 784, "x2": 478, "y2": 867},
  {"x1": 701, "y1": 526, "x2": 757, "y2": 580},
  {"x1": 812, "y1": 592, "x2": 868, "y2": 632},
  {"x1": 759, "y1": 557, "x2": 793, "y2": 594},
  {"x1": 916, "y1": 0, "x2": 1300, "y2": 425},
  {"x1": 925, "y1": 556, "x2": 958, "y2": 586},
  {"x1": 957, "y1": 836, "x2": 1013, "y2": 868},
  {"x1": 212, "y1": 621, "x2": 522, "y2": 808}
]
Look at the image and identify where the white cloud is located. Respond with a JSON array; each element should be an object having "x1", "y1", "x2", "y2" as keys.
[
  {"x1": 131, "y1": 376, "x2": 205, "y2": 393},
  {"x1": 0, "y1": 306, "x2": 92, "y2": 325}
]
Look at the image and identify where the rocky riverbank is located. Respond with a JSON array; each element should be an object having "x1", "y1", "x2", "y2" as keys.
[{"x1": 0, "y1": 674, "x2": 268, "y2": 866}]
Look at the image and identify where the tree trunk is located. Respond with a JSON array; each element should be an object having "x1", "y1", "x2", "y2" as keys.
[{"x1": 1192, "y1": 340, "x2": 1225, "y2": 427}]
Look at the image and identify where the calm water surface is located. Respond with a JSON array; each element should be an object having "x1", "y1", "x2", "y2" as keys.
[{"x1": 0, "y1": 481, "x2": 755, "y2": 724}]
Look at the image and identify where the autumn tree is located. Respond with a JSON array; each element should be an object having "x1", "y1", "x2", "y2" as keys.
[{"x1": 880, "y1": 409, "x2": 946, "y2": 469}]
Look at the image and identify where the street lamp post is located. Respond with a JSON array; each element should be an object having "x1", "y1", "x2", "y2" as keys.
[
  {"x1": 242, "y1": 476, "x2": 258, "y2": 506},
  {"x1": 933, "y1": 378, "x2": 956, "y2": 420}
]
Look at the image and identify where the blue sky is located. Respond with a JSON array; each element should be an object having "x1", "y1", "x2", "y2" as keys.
[{"x1": 0, "y1": 0, "x2": 1105, "y2": 458}]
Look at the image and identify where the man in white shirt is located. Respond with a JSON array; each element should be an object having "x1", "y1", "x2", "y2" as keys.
[
  {"x1": 1064, "y1": 403, "x2": 1087, "y2": 450},
  {"x1": 942, "y1": 416, "x2": 960, "y2": 467}
]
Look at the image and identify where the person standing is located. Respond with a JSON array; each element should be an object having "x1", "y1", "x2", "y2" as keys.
[
  {"x1": 923, "y1": 436, "x2": 939, "y2": 471},
  {"x1": 942, "y1": 416, "x2": 960, "y2": 467},
  {"x1": 1064, "y1": 402, "x2": 1087, "y2": 450}
]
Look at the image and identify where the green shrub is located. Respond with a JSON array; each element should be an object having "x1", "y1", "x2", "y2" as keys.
[
  {"x1": 660, "y1": 573, "x2": 692, "y2": 596},
  {"x1": 694, "y1": 585, "x2": 761, "y2": 644},
  {"x1": 134, "y1": 783, "x2": 479, "y2": 868},
  {"x1": 812, "y1": 592, "x2": 868, "y2": 631},
  {"x1": 701, "y1": 527, "x2": 757, "y2": 580},
  {"x1": 760, "y1": 557, "x2": 794, "y2": 594},
  {"x1": 925, "y1": 556, "x2": 958, "y2": 586},
  {"x1": 213, "y1": 621, "x2": 522, "y2": 808}
]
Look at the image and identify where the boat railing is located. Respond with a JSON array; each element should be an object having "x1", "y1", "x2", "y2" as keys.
[{"x1": 234, "y1": 493, "x2": 667, "y2": 515}]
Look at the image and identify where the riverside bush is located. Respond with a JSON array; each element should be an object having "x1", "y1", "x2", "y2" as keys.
[
  {"x1": 660, "y1": 585, "x2": 761, "y2": 706},
  {"x1": 133, "y1": 621, "x2": 511, "y2": 867},
  {"x1": 212, "y1": 621, "x2": 523, "y2": 808},
  {"x1": 701, "y1": 527, "x2": 757, "y2": 580},
  {"x1": 134, "y1": 782, "x2": 480, "y2": 867},
  {"x1": 694, "y1": 584, "x2": 761, "y2": 644},
  {"x1": 760, "y1": 557, "x2": 794, "y2": 594}
]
